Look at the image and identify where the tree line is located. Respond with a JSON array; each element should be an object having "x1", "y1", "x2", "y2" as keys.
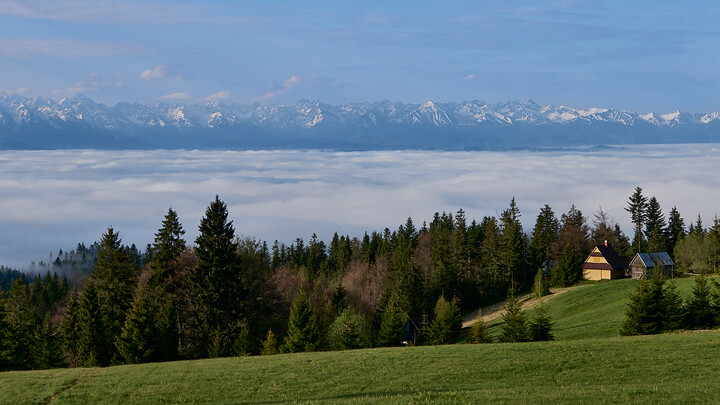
[{"x1": 1, "y1": 187, "x2": 719, "y2": 370}]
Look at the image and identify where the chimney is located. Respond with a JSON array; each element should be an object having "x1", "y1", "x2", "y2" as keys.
[{"x1": 604, "y1": 240, "x2": 608, "y2": 247}]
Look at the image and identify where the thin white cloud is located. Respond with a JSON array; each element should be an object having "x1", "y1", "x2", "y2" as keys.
[
  {"x1": 464, "y1": 74, "x2": 476, "y2": 80},
  {"x1": 257, "y1": 76, "x2": 302, "y2": 101},
  {"x1": 1, "y1": 145, "x2": 720, "y2": 268},
  {"x1": 160, "y1": 92, "x2": 190, "y2": 101},
  {"x1": 200, "y1": 90, "x2": 230, "y2": 102},
  {"x1": 51, "y1": 74, "x2": 123, "y2": 97},
  {"x1": 0, "y1": 38, "x2": 143, "y2": 58},
  {"x1": 140, "y1": 64, "x2": 167, "y2": 80},
  {"x1": 0, "y1": 87, "x2": 28, "y2": 96}
]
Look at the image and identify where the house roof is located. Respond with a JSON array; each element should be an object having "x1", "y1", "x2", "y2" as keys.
[
  {"x1": 582, "y1": 242, "x2": 626, "y2": 270},
  {"x1": 631, "y1": 252, "x2": 675, "y2": 268}
]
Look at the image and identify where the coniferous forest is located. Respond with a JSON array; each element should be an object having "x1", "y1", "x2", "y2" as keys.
[{"x1": 3, "y1": 187, "x2": 720, "y2": 371}]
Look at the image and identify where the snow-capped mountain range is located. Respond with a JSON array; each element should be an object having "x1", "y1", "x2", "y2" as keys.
[{"x1": 1, "y1": 95, "x2": 718, "y2": 150}]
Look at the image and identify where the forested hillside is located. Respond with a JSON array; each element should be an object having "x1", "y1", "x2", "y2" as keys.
[{"x1": 2, "y1": 187, "x2": 720, "y2": 371}]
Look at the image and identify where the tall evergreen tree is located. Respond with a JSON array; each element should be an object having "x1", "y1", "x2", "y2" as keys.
[
  {"x1": 117, "y1": 286, "x2": 177, "y2": 364},
  {"x1": 551, "y1": 244, "x2": 583, "y2": 287},
  {"x1": 77, "y1": 282, "x2": 110, "y2": 367},
  {"x1": 530, "y1": 204, "x2": 560, "y2": 272},
  {"x1": 149, "y1": 208, "x2": 186, "y2": 287},
  {"x1": 282, "y1": 291, "x2": 319, "y2": 353},
  {"x1": 376, "y1": 292, "x2": 409, "y2": 347},
  {"x1": 0, "y1": 298, "x2": 11, "y2": 371},
  {"x1": 34, "y1": 313, "x2": 63, "y2": 369},
  {"x1": 645, "y1": 197, "x2": 667, "y2": 252},
  {"x1": 60, "y1": 293, "x2": 81, "y2": 367},
  {"x1": 500, "y1": 199, "x2": 528, "y2": 288},
  {"x1": 193, "y1": 195, "x2": 242, "y2": 357},
  {"x1": 3, "y1": 279, "x2": 34, "y2": 369},
  {"x1": 666, "y1": 206, "x2": 686, "y2": 259},
  {"x1": 426, "y1": 295, "x2": 462, "y2": 345},
  {"x1": 625, "y1": 186, "x2": 648, "y2": 253},
  {"x1": 90, "y1": 227, "x2": 137, "y2": 363},
  {"x1": 550, "y1": 206, "x2": 589, "y2": 287}
]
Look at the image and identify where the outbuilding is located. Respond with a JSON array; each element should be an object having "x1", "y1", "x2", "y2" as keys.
[
  {"x1": 627, "y1": 252, "x2": 674, "y2": 279},
  {"x1": 581, "y1": 241, "x2": 627, "y2": 280}
]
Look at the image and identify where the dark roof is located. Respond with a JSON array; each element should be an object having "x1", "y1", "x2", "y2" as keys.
[
  {"x1": 632, "y1": 252, "x2": 674, "y2": 268},
  {"x1": 588, "y1": 243, "x2": 627, "y2": 270}
]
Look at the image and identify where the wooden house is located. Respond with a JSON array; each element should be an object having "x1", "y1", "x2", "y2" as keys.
[
  {"x1": 581, "y1": 241, "x2": 627, "y2": 280},
  {"x1": 627, "y1": 252, "x2": 674, "y2": 279}
]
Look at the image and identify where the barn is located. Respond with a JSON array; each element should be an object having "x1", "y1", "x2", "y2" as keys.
[
  {"x1": 627, "y1": 252, "x2": 674, "y2": 279},
  {"x1": 581, "y1": 241, "x2": 627, "y2": 280}
]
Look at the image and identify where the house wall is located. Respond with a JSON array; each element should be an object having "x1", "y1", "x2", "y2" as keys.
[
  {"x1": 630, "y1": 264, "x2": 646, "y2": 279},
  {"x1": 583, "y1": 269, "x2": 603, "y2": 280},
  {"x1": 582, "y1": 268, "x2": 621, "y2": 280}
]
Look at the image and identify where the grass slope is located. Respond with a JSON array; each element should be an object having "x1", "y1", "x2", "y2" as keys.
[
  {"x1": 490, "y1": 276, "x2": 708, "y2": 341},
  {"x1": 4, "y1": 277, "x2": 717, "y2": 404},
  {"x1": 3, "y1": 331, "x2": 720, "y2": 404}
]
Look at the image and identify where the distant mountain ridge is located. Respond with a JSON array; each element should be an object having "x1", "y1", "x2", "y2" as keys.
[{"x1": 1, "y1": 95, "x2": 719, "y2": 150}]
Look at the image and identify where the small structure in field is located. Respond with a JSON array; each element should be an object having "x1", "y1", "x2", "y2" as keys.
[
  {"x1": 627, "y1": 252, "x2": 674, "y2": 279},
  {"x1": 581, "y1": 241, "x2": 627, "y2": 280}
]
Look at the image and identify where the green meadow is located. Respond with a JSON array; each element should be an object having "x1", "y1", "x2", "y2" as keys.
[{"x1": 3, "y1": 276, "x2": 719, "y2": 404}]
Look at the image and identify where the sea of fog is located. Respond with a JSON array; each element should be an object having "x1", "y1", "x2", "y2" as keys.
[{"x1": 1, "y1": 144, "x2": 719, "y2": 268}]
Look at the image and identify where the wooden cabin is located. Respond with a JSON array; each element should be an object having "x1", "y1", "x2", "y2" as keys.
[
  {"x1": 581, "y1": 241, "x2": 627, "y2": 280},
  {"x1": 627, "y1": 252, "x2": 674, "y2": 279}
]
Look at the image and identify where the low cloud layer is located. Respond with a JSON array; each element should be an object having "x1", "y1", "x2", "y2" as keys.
[{"x1": 1, "y1": 145, "x2": 718, "y2": 267}]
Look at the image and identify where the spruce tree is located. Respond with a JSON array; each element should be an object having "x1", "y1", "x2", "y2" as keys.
[
  {"x1": 3, "y1": 279, "x2": 34, "y2": 369},
  {"x1": 684, "y1": 276, "x2": 718, "y2": 329},
  {"x1": 625, "y1": 186, "x2": 648, "y2": 253},
  {"x1": 0, "y1": 295, "x2": 13, "y2": 370},
  {"x1": 282, "y1": 291, "x2": 319, "y2": 353},
  {"x1": 529, "y1": 204, "x2": 560, "y2": 272},
  {"x1": 34, "y1": 313, "x2": 63, "y2": 369},
  {"x1": 149, "y1": 208, "x2": 186, "y2": 288},
  {"x1": 500, "y1": 199, "x2": 528, "y2": 289},
  {"x1": 499, "y1": 290, "x2": 529, "y2": 342},
  {"x1": 376, "y1": 292, "x2": 409, "y2": 347},
  {"x1": 116, "y1": 285, "x2": 178, "y2": 364},
  {"x1": 77, "y1": 282, "x2": 110, "y2": 367},
  {"x1": 327, "y1": 308, "x2": 371, "y2": 350},
  {"x1": 620, "y1": 278, "x2": 666, "y2": 336},
  {"x1": 60, "y1": 293, "x2": 81, "y2": 367},
  {"x1": 529, "y1": 303, "x2": 554, "y2": 341},
  {"x1": 426, "y1": 296, "x2": 462, "y2": 345},
  {"x1": 666, "y1": 207, "x2": 686, "y2": 260},
  {"x1": 194, "y1": 195, "x2": 242, "y2": 357},
  {"x1": 90, "y1": 227, "x2": 137, "y2": 362},
  {"x1": 663, "y1": 281, "x2": 684, "y2": 331},
  {"x1": 550, "y1": 244, "x2": 582, "y2": 287}
]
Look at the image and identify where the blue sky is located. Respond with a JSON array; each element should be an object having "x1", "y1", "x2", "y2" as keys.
[{"x1": 0, "y1": 1, "x2": 719, "y2": 111}]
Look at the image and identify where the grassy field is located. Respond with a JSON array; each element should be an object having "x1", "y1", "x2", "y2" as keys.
[
  {"x1": 3, "y1": 331, "x2": 720, "y2": 404},
  {"x1": 3, "y1": 276, "x2": 718, "y2": 404},
  {"x1": 489, "y1": 276, "x2": 709, "y2": 341}
]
